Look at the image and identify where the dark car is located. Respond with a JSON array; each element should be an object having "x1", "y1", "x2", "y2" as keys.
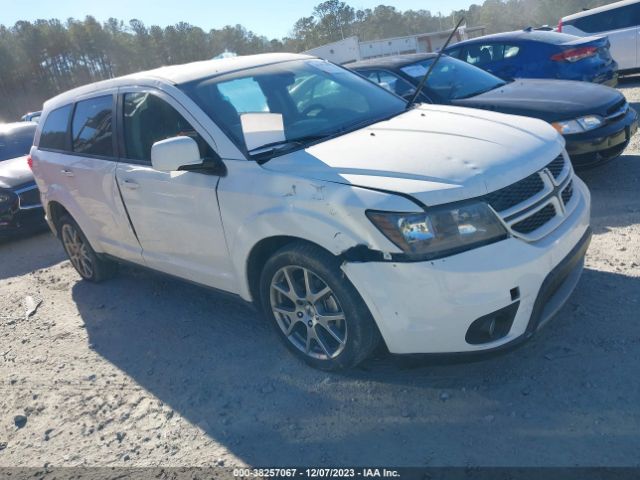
[
  {"x1": 0, "y1": 122, "x2": 45, "y2": 235},
  {"x1": 349, "y1": 53, "x2": 637, "y2": 169},
  {"x1": 443, "y1": 29, "x2": 618, "y2": 87},
  {"x1": 21, "y1": 111, "x2": 42, "y2": 123}
]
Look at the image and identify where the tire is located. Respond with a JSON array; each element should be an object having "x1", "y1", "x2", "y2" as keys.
[
  {"x1": 259, "y1": 242, "x2": 381, "y2": 371},
  {"x1": 57, "y1": 214, "x2": 117, "y2": 282}
]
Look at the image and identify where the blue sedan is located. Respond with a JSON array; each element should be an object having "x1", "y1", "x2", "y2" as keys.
[{"x1": 444, "y1": 28, "x2": 618, "y2": 87}]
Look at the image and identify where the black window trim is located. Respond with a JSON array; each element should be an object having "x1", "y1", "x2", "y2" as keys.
[
  {"x1": 116, "y1": 88, "x2": 222, "y2": 168},
  {"x1": 36, "y1": 104, "x2": 73, "y2": 155},
  {"x1": 69, "y1": 93, "x2": 118, "y2": 161},
  {"x1": 37, "y1": 94, "x2": 118, "y2": 161}
]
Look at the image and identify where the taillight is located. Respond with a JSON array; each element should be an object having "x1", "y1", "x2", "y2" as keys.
[
  {"x1": 551, "y1": 46, "x2": 597, "y2": 62},
  {"x1": 557, "y1": 19, "x2": 563, "y2": 32},
  {"x1": 27, "y1": 155, "x2": 33, "y2": 170}
]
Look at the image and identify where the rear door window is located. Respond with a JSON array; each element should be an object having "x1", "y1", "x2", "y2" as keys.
[
  {"x1": 39, "y1": 105, "x2": 72, "y2": 151},
  {"x1": 463, "y1": 43, "x2": 521, "y2": 66},
  {"x1": 122, "y1": 92, "x2": 213, "y2": 163},
  {"x1": 71, "y1": 95, "x2": 114, "y2": 157}
]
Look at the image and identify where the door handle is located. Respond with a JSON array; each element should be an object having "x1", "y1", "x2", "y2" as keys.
[
  {"x1": 60, "y1": 169, "x2": 74, "y2": 177},
  {"x1": 122, "y1": 179, "x2": 140, "y2": 190}
]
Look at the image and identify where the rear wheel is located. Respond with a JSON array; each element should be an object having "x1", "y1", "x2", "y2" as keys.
[
  {"x1": 259, "y1": 242, "x2": 381, "y2": 370},
  {"x1": 58, "y1": 215, "x2": 116, "y2": 282}
]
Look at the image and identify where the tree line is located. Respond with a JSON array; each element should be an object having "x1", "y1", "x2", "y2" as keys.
[{"x1": 0, "y1": 0, "x2": 614, "y2": 121}]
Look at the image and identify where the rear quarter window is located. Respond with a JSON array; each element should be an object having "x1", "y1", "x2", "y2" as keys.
[
  {"x1": 567, "y1": 4, "x2": 640, "y2": 33},
  {"x1": 39, "y1": 105, "x2": 72, "y2": 151}
]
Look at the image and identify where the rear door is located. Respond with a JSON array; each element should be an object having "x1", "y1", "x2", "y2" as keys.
[
  {"x1": 115, "y1": 87, "x2": 235, "y2": 290},
  {"x1": 34, "y1": 95, "x2": 142, "y2": 262},
  {"x1": 564, "y1": 3, "x2": 640, "y2": 70}
]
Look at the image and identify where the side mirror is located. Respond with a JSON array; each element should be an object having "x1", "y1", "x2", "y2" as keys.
[{"x1": 151, "y1": 136, "x2": 202, "y2": 172}]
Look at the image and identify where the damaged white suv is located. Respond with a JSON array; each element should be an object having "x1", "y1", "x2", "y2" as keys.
[{"x1": 31, "y1": 53, "x2": 591, "y2": 370}]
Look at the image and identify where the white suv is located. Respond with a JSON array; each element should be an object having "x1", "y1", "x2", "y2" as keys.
[
  {"x1": 31, "y1": 53, "x2": 591, "y2": 370},
  {"x1": 560, "y1": 0, "x2": 640, "y2": 72}
]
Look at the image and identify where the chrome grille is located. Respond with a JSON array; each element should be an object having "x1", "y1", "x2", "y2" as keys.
[
  {"x1": 512, "y1": 205, "x2": 556, "y2": 234},
  {"x1": 484, "y1": 173, "x2": 544, "y2": 212},
  {"x1": 561, "y1": 181, "x2": 574, "y2": 205},
  {"x1": 484, "y1": 153, "x2": 576, "y2": 242},
  {"x1": 547, "y1": 155, "x2": 565, "y2": 180}
]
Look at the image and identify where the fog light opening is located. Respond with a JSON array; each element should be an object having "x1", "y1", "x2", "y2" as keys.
[{"x1": 465, "y1": 302, "x2": 520, "y2": 345}]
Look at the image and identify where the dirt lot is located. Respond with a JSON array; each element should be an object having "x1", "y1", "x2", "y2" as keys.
[{"x1": 1, "y1": 81, "x2": 640, "y2": 469}]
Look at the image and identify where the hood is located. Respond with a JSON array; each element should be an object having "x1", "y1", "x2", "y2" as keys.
[
  {"x1": 454, "y1": 79, "x2": 623, "y2": 122},
  {"x1": 0, "y1": 155, "x2": 34, "y2": 189},
  {"x1": 263, "y1": 104, "x2": 564, "y2": 207}
]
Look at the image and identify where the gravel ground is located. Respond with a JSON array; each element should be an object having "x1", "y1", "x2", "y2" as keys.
[{"x1": 1, "y1": 82, "x2": 640, "y2": 468}]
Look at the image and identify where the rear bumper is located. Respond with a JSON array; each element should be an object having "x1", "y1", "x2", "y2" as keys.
[
  {"x1": 565, "y1": 107, "x2": 638, "y2": 166},
  {"x1": 342, "y1": 177, "x2": 591, "y2": 354}
]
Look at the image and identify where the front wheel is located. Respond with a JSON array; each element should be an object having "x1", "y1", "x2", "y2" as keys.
[
  {"x1": 58, "y1": 215, "x2": 116, "y2": 282},
  {"x1": 259, "y1": 242, "x2": 381, "y2": 370}
]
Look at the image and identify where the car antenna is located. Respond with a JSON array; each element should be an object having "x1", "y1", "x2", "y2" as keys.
[{"x1": 406, "y1": 16, "x2": 465, "y2": 110}]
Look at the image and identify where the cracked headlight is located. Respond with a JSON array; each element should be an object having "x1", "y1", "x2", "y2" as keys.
[
  {"x1": 552, "y1": 115, "x2": 603, "y2": 135},
  {"x1": 366, "y1": 201, "x2": 508, "y2": 260}
]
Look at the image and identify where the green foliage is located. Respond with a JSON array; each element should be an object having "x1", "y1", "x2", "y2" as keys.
[{"x1": 0, "y1": 0, "x2": 617, "y2": 121}]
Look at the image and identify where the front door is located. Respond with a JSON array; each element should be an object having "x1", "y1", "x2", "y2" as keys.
[{"x1": 115, "y1": 88, "x2": 236, "y2": 291}]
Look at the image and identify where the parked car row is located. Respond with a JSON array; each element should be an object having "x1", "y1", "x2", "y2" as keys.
[
  {"x1": 349, "y1": 53, "x2": 637, "y2": 169},
  {"x1": 446, "y1": 0, "x2": 640, "y2": 80}
]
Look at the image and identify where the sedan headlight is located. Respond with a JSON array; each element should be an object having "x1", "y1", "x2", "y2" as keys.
[
  {"x1": 0, "y1": 192, "x2": 15, "y2": 205},
  {"x1": 552, "y1": 115, "x2": 603, "y2": 135},
  {"x1": 366, "y1": 201, "x2": 508, "y2": 260}
]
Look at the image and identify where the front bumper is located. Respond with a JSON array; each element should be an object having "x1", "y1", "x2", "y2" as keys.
[
  {"x1": 565, "y1": 107, "x2": 638, "y2": 167},
  {"x1": 342, "y1": 177, "x2": 591, "y2": 354},
  {"x1": 0, "y1": 189, "x2": 46, "y2": 236},
  {"x1": 0, "y1": 207, "x2": 47, "y2": 236}
]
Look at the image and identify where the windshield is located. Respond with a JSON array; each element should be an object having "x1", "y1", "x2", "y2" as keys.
[
  {"x1": 179, "y1": 59, "x2": 406, "y2": 156},
  {"x1": 401, "y1": 57, "x2": 506, "y2": 101},
  {"x1": 0, "y1": 126, "x2": 36, "y2": 161}
]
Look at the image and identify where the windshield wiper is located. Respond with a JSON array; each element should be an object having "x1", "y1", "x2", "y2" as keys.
[{"x1": 248, "y1": 134, "x2": 329, "y2": 157}]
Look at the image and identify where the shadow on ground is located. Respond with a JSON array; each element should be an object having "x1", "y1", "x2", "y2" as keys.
[
  {"x1": 72, "y1": 262, "x2": 640, "y2": 466},
  {"x1": 578, "y1": 154, "x2": 640, "y2": 234},
  {"x1": 0, "y1": 229, "x2": 65, "y2": 279}
]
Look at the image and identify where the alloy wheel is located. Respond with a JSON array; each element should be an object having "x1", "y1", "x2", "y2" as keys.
[
  {"x1": 61, "y1": 223, "x2": 94, "y2": 279},
  {"x1": 269, "y1": 265, "x2": 347, "y2": 360}
]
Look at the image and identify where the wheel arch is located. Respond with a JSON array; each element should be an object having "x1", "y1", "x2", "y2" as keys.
[
  {"x1": 245, "y1": 235, "x2": 340, "y2": 305},
  {"x1": 47, "y1": 201, "x2": 71, "y2": 236}
]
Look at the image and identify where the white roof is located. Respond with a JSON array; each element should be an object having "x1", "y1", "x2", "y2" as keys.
[
  {"x1": 44, "y1": 52, "x2": 313, "y2": 111},
  {"x1": 562, "y1": 0, "x2": 639, "y2": 21}
]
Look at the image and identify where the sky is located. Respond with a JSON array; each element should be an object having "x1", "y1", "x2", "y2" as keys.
[{"x1": 2, "y1": 0, "x2": 478, "y2": 38}]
